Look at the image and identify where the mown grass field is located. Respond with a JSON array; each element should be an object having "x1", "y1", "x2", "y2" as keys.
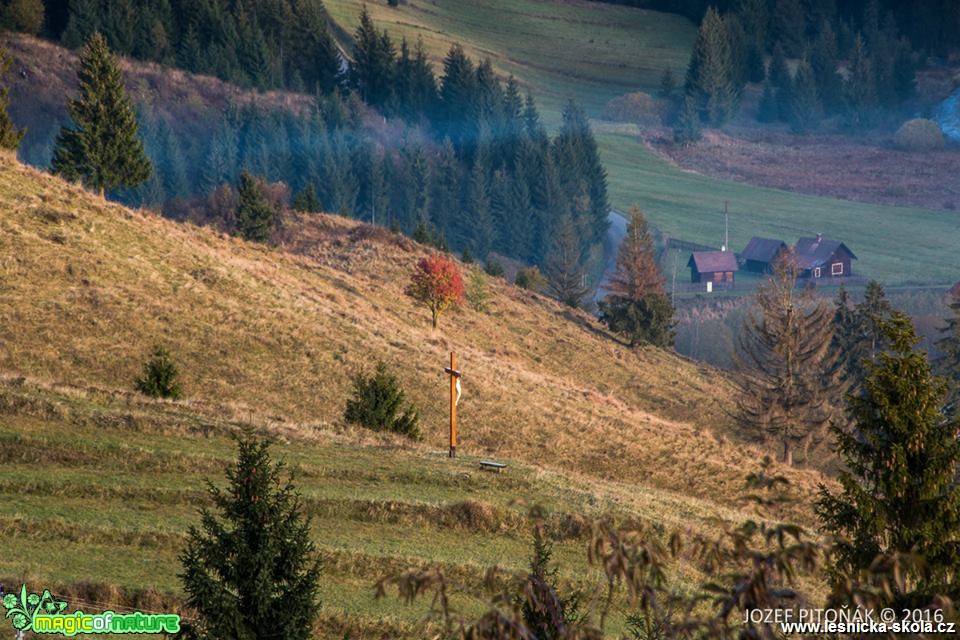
[
  {"x1": 324, "y1": 1, "x2": 959, "y2": 286},
  {"x1": 0, "y1": 378, "x2": 755, "y2": 638},
  {"x1": 0, "y1": 156, "x2": 834, "y2": 636}
]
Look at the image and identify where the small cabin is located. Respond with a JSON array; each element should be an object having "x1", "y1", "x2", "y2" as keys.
[
  {"x1": 688, "y1": 250, "x2": 738, "y2": 285},
  {"x1": 740, "y1": 237, "x2": 788, "y2": 274},
  {"x1": 794, "y1": 235, "x2": 857, "y2": 279}
]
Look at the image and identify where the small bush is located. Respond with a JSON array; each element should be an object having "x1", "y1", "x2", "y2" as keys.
[
  {"x1": 135, "y1": 347, "x2": 183, "y2": 399},
  {"x1": 893, "y1": 118, "x2": 945, "y2": 151},
  {"x1": 344, "y1": 362, "x2": 420, "y2": 440},
  {"x1": 514, "y1": 267, "x2": 547, "y2": 293},
  {"x1": 484, "y1": 259, "x2": 505, "y2": 278},
  {"x1": 603, "y1": 92, "x2": 668, "y2": 126},
  {"x1": 466, "y1": 270, "x2": 490, "y2": 312}
]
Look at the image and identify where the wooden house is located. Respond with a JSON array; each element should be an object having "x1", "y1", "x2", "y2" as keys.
[
  {"x1": 740, "y1": 237, "x2": 788, "y2": 274},
  {"x1": 688, "y1": 250, "x2": 738, "y2": 284},
  {"x1": 794, "y1": 235, "x2": 857, "y2": 279}
]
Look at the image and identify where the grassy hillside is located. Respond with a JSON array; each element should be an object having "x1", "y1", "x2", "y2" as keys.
[
  {"x1": 323, "y1": 0, "x2": 697, "y2": 117},
  {"x1": 0, "y1": 156, "x2": 832, "y2": 635}
]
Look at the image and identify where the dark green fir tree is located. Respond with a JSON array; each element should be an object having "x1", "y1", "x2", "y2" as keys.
[
  {"x1": 789, "y1": 58, "x2": 821, "y2": 133},
  {"x1": 768, "y1": 42, "x2": 791, "y2": 89},
  {"x1": 673, "y1": 94, "x2": 701, "y2": 144},
  {"x1": 936, "y1": 296, "x2": 960, "y2": 413},
  {"x1": 757, "y1": 80, "x2": 779, "y2": 123},
  {"x1": 684, "y1": 6, "x2": 737, "y2": 125},
  {"x1": 179, "y1": 431, "x2": 321, "y2": 640},
  {"x1": 817, "y1": 314, "x2": 960, "y2": 601},
  {"x1": 0, "y1": 45, "x2": 26, "y2": 151},
  {"x1": 292, "y1": 183, "x2": 322, "y2": 213},
  {"x1": 235, "y1": 170, "x2": 275, "y2": 242},
  {"x1": 51, "y1": 33, "x2": 151, "y2": 196}
]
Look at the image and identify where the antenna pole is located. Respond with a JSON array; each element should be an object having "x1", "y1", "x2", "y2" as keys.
[{"x1": 723, "y1": 201, "x2": 729, "y2": 251}]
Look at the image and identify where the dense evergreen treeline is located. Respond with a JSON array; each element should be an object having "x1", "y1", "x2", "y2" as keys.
[
  {"x1": 127, "y1": 72, "x2": 608, "y2": 269},
  {"x1": 591, "y1": 0, "x2": 960, "y2": 57},
  {"x1": 677, "y1": 0, "x2": 928, "y2": 136},
  {"x1": 1, "y1": 3, "x2": 610, "y2": 274},
  {"x1": 23, "y1": 0, "x2": 342, "y2": 92}
]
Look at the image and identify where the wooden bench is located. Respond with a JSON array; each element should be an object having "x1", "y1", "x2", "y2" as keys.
[{"x1": 479, "y1": 461, "x2": 507, "y2": 474}]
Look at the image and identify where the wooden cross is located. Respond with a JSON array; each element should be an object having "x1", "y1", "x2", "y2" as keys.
[{"x1": 444, "y1": 351, "x2": 462, "y2": 458}]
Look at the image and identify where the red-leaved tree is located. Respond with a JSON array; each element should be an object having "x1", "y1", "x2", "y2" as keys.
[{"x1": 406, "y1": 255, "x2": 465, "y2": 329}]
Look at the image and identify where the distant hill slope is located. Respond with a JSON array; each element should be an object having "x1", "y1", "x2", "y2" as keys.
[
  {"x1": 323, "y1": 0, "x2": 697, "y2": 118},
  {"x1": 0, "y1": 154, "x2": 831, "y2": 503}
]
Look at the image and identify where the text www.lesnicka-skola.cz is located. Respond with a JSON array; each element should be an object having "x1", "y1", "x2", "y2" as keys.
[{"x1": 745, "y1": 607, "x2": 957, "y2": 635}]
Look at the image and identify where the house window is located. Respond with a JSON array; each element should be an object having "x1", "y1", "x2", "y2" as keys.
[
  {"x1": 831, "y1": 262, "x2": 843, "y2": 276},
  {"x1": 726, "y1": 271, "x2": 733, "y2": 280},
  {"x1": 814, "y1": 267, "x2": 822, "y2": 278}
]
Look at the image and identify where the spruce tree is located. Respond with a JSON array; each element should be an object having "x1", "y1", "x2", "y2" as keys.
[
  {"x1": 292, "y1": 183, "x2": 321, "y2": 213},
  {"x1": 817, "y1": 314, "x2": 960, "y2": 601},
  {"x1": 809, "y1": 22, "x2": 843, "y2": 113},
  {"x1": 438, "y1": 44, "x2": 477, "y2": 151},
  {"x1": 605, "y1": 205, "x2": 663, "y2": 301},
  {"x1": 553, "y1": 100, "x2": 609, "y2": 248},
  {"x1": 1, "y1": 0, "x2": 45, "y2": 35},
  {"x1": 772, "y1": 0, "x2": 805, "y2": 56},
  {"x1": 202, "y1": 116, "x2": 240, "y2": 193},
  {"x1": 845, "y1": 33, "x2": 876, "y2": 129},
  {"x1": 290, "y1": 0, "x2": 340, "y2": 94},
  {"x1": 789, "y1": 58, "x2": 821, "y2": 133},
  {"x1": 673, "y1": 94, "x2": 701, "y2": 144},
  {"x1": 735, "y1": 0, "x2": 769, "y2": 53},
  {"x1": 768, "y1": 42, "x2": 791, "y2": 89},
  {"x1": 156, "y1": 117, "x2": 189, "y2": 199},
  {"x1": 756, "y1": 80, "x2": 778, "y2": 123},
  {"x1": 135, "y1": 346, "x2": 183, "y2": 399},
  {"x1": 0, "y1": 45, "x2": 26, "y2": 151},
  {"x1": 179, "y1": 431, "x2": 321, "y2": 640},
  {"x1": 349, "y1": 6, "x2": 395, "y2": 108},
  {"x1": 521, "y1": 525, "x2": 581, "y2": 639},
  {"x1": 658, "y1": 68, "x2": 676, "y2": 99},
  {"x1": 936, "y1": 297, "x2": 960, "y2": 413},
  {"x1": 684, "y1": 6, "x2": 737, "y2": 126},
  {"x1": 464, "y1": 156, "x2": 494, "y2": 259},
  {"x1": 51, "y1": 32, "x2": 151, "y2": 196},
  {"x1": 545, "y1": 214, "x2": 589, "y2": 308},
  {"x1": 836, "y1": 280, "x2": 895, "y2": 390},
  {"x1": 735, "y1": 251, "x2": 844, "y2": 466},
  {"x1": 236, "y1": 170, "x2": 275, "y2": 242},
  {"x1": 60, "y1": 0, "x2": 100, "y2": 49}
]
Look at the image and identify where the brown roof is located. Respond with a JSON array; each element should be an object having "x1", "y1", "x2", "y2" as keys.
[
  {"x1": 741, "y1": 237, "x2": 787, "y2": 263},
  {"x1": 794, "y1": 236, "x2": 857, "y2": 269},
  {"x1": 687, "y1": 250, "x2": 738, "y2": 273}
]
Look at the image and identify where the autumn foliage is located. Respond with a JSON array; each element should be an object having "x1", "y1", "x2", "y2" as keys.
[{"x1": 406, "y1": 255, "x2": 465, "y2": 328}]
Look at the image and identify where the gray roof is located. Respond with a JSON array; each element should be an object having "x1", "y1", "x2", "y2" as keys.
[
  {"x1": 741, "y1": 237, "x2": 787, "y2": 263},
  {"x1": 688, "y1": 250, "x2": 738, "y2": 273},
  {"x1": 950, "y1": 282, "x2": 960, "y2": 300},
  {"x1": 794, "y1": 237, "x2": 857, "y2": 269}
]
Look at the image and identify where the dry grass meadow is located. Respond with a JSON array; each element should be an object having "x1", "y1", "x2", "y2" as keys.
[{"x1": 0, "y1": 155, "x2": 835, "y2": 635}]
